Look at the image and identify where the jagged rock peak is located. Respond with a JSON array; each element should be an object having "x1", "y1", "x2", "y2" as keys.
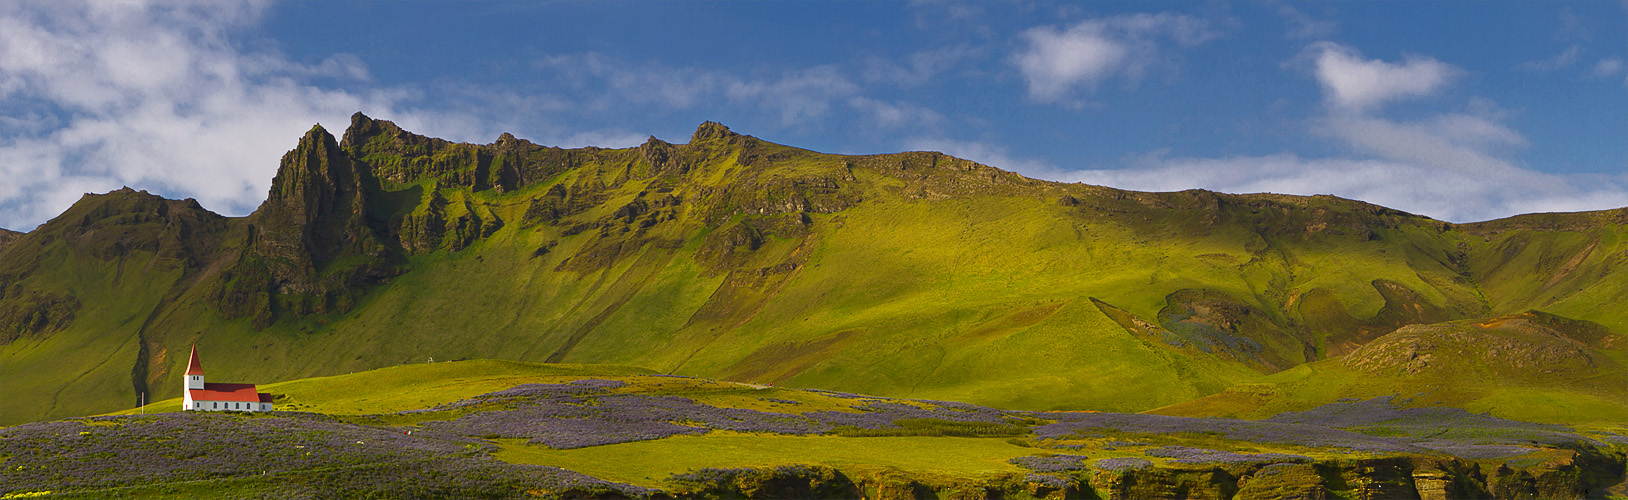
[
  {"x1": 306, "y1": 123, "x2": 332, "y2": 140},
  {"x1": 265, "y1": 121, "x2": 362, "y2": 229},
  {"x1": 295, "y1": 123, "x2": 341, "y2": 156},
  {"x1": 640, "y1": 135, "x2": 675, "y2": 171},
  {"x1": 340, "y1": 111, "x2": 443, "y2": 152},
  {"x1": 691, "y1": 121, "x2": 738, "y2": 143},
  {"x1": 341, "y1": 112, "x2": 385, "y2": 148},
  {"x1": 497, "y1": 132, "x2": 518, "y2": 144}
]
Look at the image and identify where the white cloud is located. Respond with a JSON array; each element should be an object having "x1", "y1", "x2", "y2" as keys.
[
  {"x1": 1015, "y1": 26, "x2": 1126, "y2": 99},
  {"x1": 1517, "y1": 45, "x2": 1581, "y2": 72},
  {"x1": 0, "y1": 1, "x2": 443, "y2": 231},
  {"x1": 1592, "y1": 57, "x2": 1625, "y2": 77},
  {"x1": 1014, "y1": 13, "x2": 1218, "y2": 103},
  {"x1": 1310, "y1": 42, "x2": 1456, "y2": 111},
  {"x1": 1318, "y1": 113, "x2": 1526, "y2": 174}
]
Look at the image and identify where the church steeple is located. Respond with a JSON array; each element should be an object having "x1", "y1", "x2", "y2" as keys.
[
  {"x1": 185, "y1": 344, "x2": 204, "y2": 375},
  {"x1": 184, "y1": 345, "x2": 205, "y2": 391}
]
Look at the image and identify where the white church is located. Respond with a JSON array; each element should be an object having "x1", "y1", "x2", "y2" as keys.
[{"x1": 181, "y1": 345, "x2": 274, "y2": 412}]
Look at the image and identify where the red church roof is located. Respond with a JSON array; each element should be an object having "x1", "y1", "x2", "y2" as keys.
[
  {"x1": 185, "y1": 344, "x2": 204, "y2": 375},
  {"x1": 190, "y1": 383, "x2": 264, "y2": 402}
]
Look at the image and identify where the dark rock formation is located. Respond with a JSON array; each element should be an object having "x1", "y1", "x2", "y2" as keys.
[{"x1": 215, "y1": 125, "x2": 399, "y2": 328}]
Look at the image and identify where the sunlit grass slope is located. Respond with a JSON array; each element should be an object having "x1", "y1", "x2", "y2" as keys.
[
  {"x1": 1150, "y1": 312, "x2": 1628, "y2": 425},
  {"x1": 493, "y1": 434, "x2": 1039, "y2": 488}
]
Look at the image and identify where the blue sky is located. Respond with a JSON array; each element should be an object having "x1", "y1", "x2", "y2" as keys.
[{"x1": 1, "y1": 1, "x2": 1625, "y2": 230}]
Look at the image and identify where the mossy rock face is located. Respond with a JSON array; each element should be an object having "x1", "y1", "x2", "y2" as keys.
[
  {"x1": 1235, "y1": 463, "x2": 1327, "y2": 500},
  {"x1": 1528, "y1": 447, "x2": 1628, "y2": 500},
  {"x1": 1319, "y1": 458, "x2": 1420, "y2": 500},
  {"x1": 521, "y1": 193, "x2": 566, "y2": 227},
  {"x1": 1086, "y1": 468, "x2": 1231, "y2": 500},
  {"x1": 1156, "y1": 288, "x2": 1308, "y2": 370},
  {"x1": 1488, "y1": 464, "x2": 1539, "y2": 500},
  {"x1": 665, "y1": 465, "x2": 859, "y2": 499},
  {"x1": 1409, "y1": 460, "x2": 1489, "y2": 500},
  {"x1": 214, "y1": 124, "x2": 402, "y2": 328},
  {"x1": 858, "y1": 470, "x2": 934, "y2": 500}
]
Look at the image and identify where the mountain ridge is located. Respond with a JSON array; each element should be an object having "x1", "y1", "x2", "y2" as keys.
[{"x1": 2, "y1": 113, "x2": 1623, "y2": 426}]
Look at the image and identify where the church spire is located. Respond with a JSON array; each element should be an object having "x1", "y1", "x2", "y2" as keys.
[{"x1": 185, "y1": 344, "x2": 204, "y2": 375}]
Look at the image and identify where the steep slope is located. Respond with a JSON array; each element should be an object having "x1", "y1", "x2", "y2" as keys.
[
  {"x1": 1151, "y1": 311, "x2": 1628, "y2": 424},
  {"x1": 3, "y1": 113, "x2": 1623, "y2": 425},
  {"x1": 1458, "y1": 208, "x2": 1628, "y2": 333},
  {"x1": 213, "y1": 124, "x2": 401, "y2": 328}
]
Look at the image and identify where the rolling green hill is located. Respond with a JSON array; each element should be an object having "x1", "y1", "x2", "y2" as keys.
[
  {"x1": 3, "y1": 113, "x2": 1623, "y2": 425},
  {"x1": 1150, "y1": 311, "x2": 1628, "y2": 425}
]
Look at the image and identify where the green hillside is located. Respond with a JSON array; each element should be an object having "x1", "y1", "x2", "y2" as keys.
[
  {"x1": 3, "y1": 113, "x2": 1624, "y2": 425},
  {"x1": 1151, "y1": 311, "x2": 1628, "y2": 425}
]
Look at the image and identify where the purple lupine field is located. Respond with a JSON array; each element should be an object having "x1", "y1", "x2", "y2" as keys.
[{"x1": 0, "y1": 412, "x2": 650, "y2": 498}]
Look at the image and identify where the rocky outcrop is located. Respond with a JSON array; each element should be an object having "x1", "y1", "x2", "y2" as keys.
[
  {"x1": 1341, "y1": 315, "x2": 1602, "y2": 377},
  {"x1": 344, "y1": 112, "x2": 576, "y2": 193},
  {"x1": 1157, "y1": 288, "x2": 1312, "y2": 371},
  {"x1": 215, "y1": 125, "x2": 398, "y2": 328},
  {"x1": 666, "y1": 465, "x2": 860, "y2": 499},
  {"x1": 690, "y1": 120, "x2": 743, "y2": 144},
  {"x1": 693, "y1": 176, "x2": 859, "y2": 226},
  {"x1": 637, "y1": 136, "x2": 682, "y2": 177},
  {"x1": 263, "y1": 125, "x2": 382, "y2": 264}
]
